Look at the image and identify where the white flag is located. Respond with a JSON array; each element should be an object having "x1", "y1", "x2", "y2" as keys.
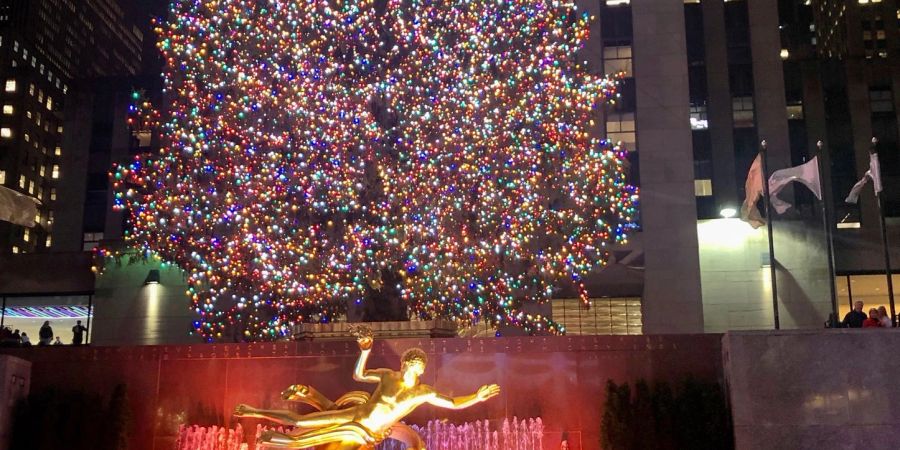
[
  {"x1": 740, "y1": 154, "x2": 765, "y2": 229},
  {"x1": 0, "y1": 185, "x2": 40, "y2": 227},
  {"x1": 769, "y1": 156, "x2": 822, "y2": 214},
  {"x1": 845, "y1": 153, "x2": 882, "y2": 204}
]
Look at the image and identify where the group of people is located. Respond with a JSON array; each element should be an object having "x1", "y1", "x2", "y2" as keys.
[
  {"x1": 0, "y1": 320, "x2": 89, "y2": 347},
  {"x1": 842, "y1": 301, "x2": 894, "y2": 328}
]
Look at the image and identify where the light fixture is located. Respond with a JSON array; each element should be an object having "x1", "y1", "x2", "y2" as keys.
[
  {"x1": 719, "y1": 207, "x2": 737, "y2": 218},
  {"x1": 144, "y1": 269, "x2": 161, "y2": 285}
]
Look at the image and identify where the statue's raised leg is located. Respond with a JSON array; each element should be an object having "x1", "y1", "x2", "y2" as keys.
[{"x1": 233, "y1": 404, "x2": 302, "y2": 426}]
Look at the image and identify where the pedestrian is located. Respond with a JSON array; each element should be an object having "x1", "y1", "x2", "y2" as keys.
[
  {"x1": 71, "y1": 320, "x2": 87, "y2": 345},
  {"x1": 877, "y1": 306, "x2": 892, "y2": 328},
  {"x1": 38, "y1": 321, "x2": 53, "y2": 346},
  {"x1": 863, "y1": 308, "x2": 881, "y2": 328},
  {"x1": 20, "y1": 332, "x2": 32, "y2": 346},
  {"x1": 53, "y1": 336, "x2": 63, "y2": 345},
  {"x1": 842, "y1": 301, "x2": 867, "y2": 328},
  {"x1": 11, "y1": 329, "x2": 21, "y2": 346}
]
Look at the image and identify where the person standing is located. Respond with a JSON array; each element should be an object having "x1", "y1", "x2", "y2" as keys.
[
  {"x1": 863, "y1": 309, "x2": 881, "y2": 328},
  {"x1": 842, "y1": 301, "x2": 867, "y2": 328},
  {"x1": 38, "y1": 321, "x2": 53, "y2": 346},
  {"x1": 71, "y1": 320, "x2": 88, "y2": 345},
  {"x1": 877, "y1": 306, "x2": 892, "y2": 328}
]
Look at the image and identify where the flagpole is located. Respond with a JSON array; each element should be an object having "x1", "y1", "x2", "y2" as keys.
[
  {"x1": 760, "y1": 140, "x2": 780, "y2": 330},
  {"x1": 871, "y1": 137, "x2": 896, "y2": 326},
  {"x1": 816, "y1": 141, "x2": 839, "y2": 325}
]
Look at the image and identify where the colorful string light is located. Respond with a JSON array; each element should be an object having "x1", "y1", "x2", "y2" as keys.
[{"x1": 112, "y1": 0, "x2": 638, "y2": 341}]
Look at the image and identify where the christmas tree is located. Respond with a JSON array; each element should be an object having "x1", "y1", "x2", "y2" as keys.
[{"x1": 113, "y1": 0, "x2": 637, "y2": 341}]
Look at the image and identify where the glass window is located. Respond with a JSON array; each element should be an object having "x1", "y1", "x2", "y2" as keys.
[
  {"x1": 28, "y1": 84, "x2": 34, "y2": 96},
  {"x1": 0, "y1": 170, "x2": 5, "y2": 185},
  {"x1": 3, "y1": 104, "x2": 13, "y2": 114},
  {"x1": 54, "y1": 146, "x2": 61, "y2": 156},
  {"x1": 603, "y1": 46, "x2": 632, "y2": 77},
  {"x1": 690, "y1": 105, "x2": 709, "y2": 130},
  {"x1": 606, "y1": 113, "x2": 637, "y2": 151},
  {"x1": 4, "y1": 79, "x2": 15, "y2": 92},
  {"x1": 732, "y1": 96, "x2": 755, "y2": 128},
  {"x1": 695, "y1": 179, "x2": 713, "y2": 196},
  {"x1": 51, "y1": 165, "x2": 59, "y2": 179},
  {"x1": 45, "y1": 235, "x2": 51, "y2": 248},
  {"x1": 50, "y1": 188, "x2": 57, "y2": 201},
  {"x1": 23, "y1": 229, "x2": 29, "y2": 242},
  {"x1": 1, "y1": 127, "x2": 12, "y2": 138},
  {"x1": 46, "y1": 97, "x2": 52, "y2": 110},
  {"x1": 18, "y1": 175, "x2": 25, "y2": 189}
]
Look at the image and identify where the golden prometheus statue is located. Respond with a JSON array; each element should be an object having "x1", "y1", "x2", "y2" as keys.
[{"x1": 234, "y1": 326, "x2": 501, "y2": 449}]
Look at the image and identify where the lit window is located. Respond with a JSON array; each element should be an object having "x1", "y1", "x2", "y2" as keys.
[
  {"x1": 695, "y1": 179, "x2": 713, "y2": 196},
  {"x1": 50, "y1": 188, "x2": 56, "y2": 201},
  {"x1": 36, "y1": 112, "x2": 41, "y2": 125},
  {"x1": 54, "y1": 146, "x2": 61, "y2": 156},
  {"x1": 23, "y1": 133, "x2": 29, "y2": 142},
  {"x1": 56, "y1": 125, "x2": 63, "y2": 133},
  {"x1": 62, "y1": 85, "x2": 68, "y2": 95},
  {"x1": 27, "y1": 180, "x2": 34, "y2": 195},
  {"x1": 606, "y1": 113, "x2": 637, "y2": 151},
  {"x1": 39, "y1": 166, "x2": 45, "y2": 177},
  {"x1": 45, "y1": 235, "x2": 51, "y2": 248},
  {"x1": 1, "y1": 127, "x2": 12, "y2": 138},
  {"x1": 11, "y1": 246, "x2": 18, "y2": 254},
  {"x1": 690, "y1": 105, "x2": 709, "y2": 130},
  {"x1": 603, "y1": 46, "x2": 633, "y2": 77},
  {"x1": 13, "y1": 41, "x2": 18, "y2": 52},
  {"x1": 37, "y1": 90, "x2": 43, "y2": 103},
  {"x1": 35, "y1": 211, "x2": 40, "y2": 223},
  {"x1": 39, "y1": 63, "x2": 44, "y2": 74},
  {"x1": 46, "y1": 97, "x2": 52, "y2": 110},
  {"x1": 51, "y1": 165, "x2": 59, "y2": 179},
  {"x1": 4, "y1": 79, "x2": 15, "y2": 92},
  {"x1": 0, "y1": 170, "x2": 5, "y2": 184},
  {"x1": 28, "y1": 84, "x2": 34, "y2": 96},
  {"x1": 786, "y1": 103, "x2": 804, "y2": 120},
  {"x1": 2, "y1": 104, "x2": 12, "y2": 115},
  {"x1": 23, "y1": 229, "x2": 29, "y2": 242},
  {"x1": 18, "y1": 175, "x2": 25, "y2": 188}
]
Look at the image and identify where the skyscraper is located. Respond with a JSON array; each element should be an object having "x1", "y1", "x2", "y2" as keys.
[{"x1": 0, "y1": 0, "x2": 143, "y2": 253}]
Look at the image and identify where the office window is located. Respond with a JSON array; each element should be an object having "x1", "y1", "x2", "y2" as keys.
[
  {"x1": 695, "y1": 179, "x2": 713, "y2": 196},
  {"x1": 1, "y1": 127, "x2": 12, "y2": 138},
  {"x1": 54, "y1": 146, "x2": 61, "y2": 156},
  {"x1": 45, "y1": 235, "x2": 51, "y2": 248},
  {"x1": 50, "y1": 188, "x2": 57, "y2": 201},
  {"x1": 18, "y1": 175, "x2": 25, "y2": 189},
  {"x1": 51, "y1": 165, "x2": 59, "y2": 179},
  {"x1": 23, "y1": 133, "x2": 29, "y2": 143},
  {"x1": 786, "y1": 103, "x2": 804, "y2": 120},
  {"x1": 732, "y1": 96, "x2": 755, "y2": 128},
  {"x1": 607, "y1": 113, "x2": 637, "y2": 151},
  {"x1": 2, "y1": 105, "x2": 11, "y2": 115},
  {"x1": 603, "y1": 46, "x2": 632, "y2": 77},
  {"x1": 690, "y1": 105, "x2": 709, "y2": 130},
  {"x1": 37, "y1": 90, "x2": 43, "y2": 103},
  {"x1": 46, "y1": 97, "x2": 52, "y2": 110},
  {"x1": 4, "y1": 79, "x2": 15, "y2": 92},
  {"x1": 11, "y1": 246, "x2": 18, "y2": 254},
  {"x1": 28, "y1": 84, "x2": 34, "y2": 96},
  {"x1": 35, "y1": 112, "x2": 41, "y2": 126},
  {"x1": 39, "y1": 166, "x2": 45, "y2": 177},
  {"x1": 870, "y1": 89, "x2": 894, "y2": 113},
  {"x1": 57, "y1": 125, "x2": 63, "y2": 133},
  {"x1": 27, "y1": 180, "x2": 34, "y2": 195},
  {"x1": 23, "y1": 229, "x2": 29, "y2": 242},
  {"x1": 0, "y1": 170, "x2": 5, "y2": 184}
]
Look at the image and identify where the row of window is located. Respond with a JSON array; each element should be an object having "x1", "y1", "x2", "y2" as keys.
[{"x1": 3, "y1": 37, "x2": 69, "y2": 94}]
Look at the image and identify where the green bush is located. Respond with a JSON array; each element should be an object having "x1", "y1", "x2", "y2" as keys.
[
  {"x1": 10, "y1": 384, "x2": 132, "y2": 450},
  {"x1": 601, "y1": 378, "x2": 732, "y2": 450}
]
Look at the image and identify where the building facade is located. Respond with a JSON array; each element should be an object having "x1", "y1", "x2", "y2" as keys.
[{"x1": 0, "y1": 0, "x2": 142, "y2": 254}]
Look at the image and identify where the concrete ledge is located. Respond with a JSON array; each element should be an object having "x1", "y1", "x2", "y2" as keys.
[
  {"x1": 292, "y1": 320, "x2": 459, "y2": 340},
  {"x1": 724, "y1": 330, "x2": 900, "y2": 449}
]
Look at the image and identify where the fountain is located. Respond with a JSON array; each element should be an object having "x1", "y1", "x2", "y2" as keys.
[{"x1": 174, "y1": 418, "x2": 543, "y2": 450}]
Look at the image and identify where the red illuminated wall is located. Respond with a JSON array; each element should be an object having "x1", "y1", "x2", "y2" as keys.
[{"x1": 3, "y1": 335, "x2": 722, "y2": 450}]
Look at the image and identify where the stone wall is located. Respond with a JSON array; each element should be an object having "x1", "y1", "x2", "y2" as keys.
[
  {"x1": 724, "y1": 330, "x2": 900, "y2": 449},
  {"x1": 1, "y1": 334, "x2": 722, "y2": 450}
]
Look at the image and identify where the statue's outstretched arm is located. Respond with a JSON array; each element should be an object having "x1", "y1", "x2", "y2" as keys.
[
  {"x1": 351, "y1": 330, "x2": 383, "y2": 383},
  {"x1": 427, "y1": 384, "x2": 501, "y2": 410}
]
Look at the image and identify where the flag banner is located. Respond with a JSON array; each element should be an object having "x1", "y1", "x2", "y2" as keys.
[
  {"x1": 769, "y1": 156, "x2": 822, "y2": 214},
  {"x1": 0, "y1": 186, "x2": 40, "y2": 227},
  {"x1": 845, "y1": 153, "x2": 882, "y2": 204},
  {"x1": 740, "y1": 154, "x2": 765, "y2": 229}
]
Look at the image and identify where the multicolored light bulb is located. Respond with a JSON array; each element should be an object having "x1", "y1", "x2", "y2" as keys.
[{"x1": 112, "y1": 0, "x2": 638, "y2": 341}]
